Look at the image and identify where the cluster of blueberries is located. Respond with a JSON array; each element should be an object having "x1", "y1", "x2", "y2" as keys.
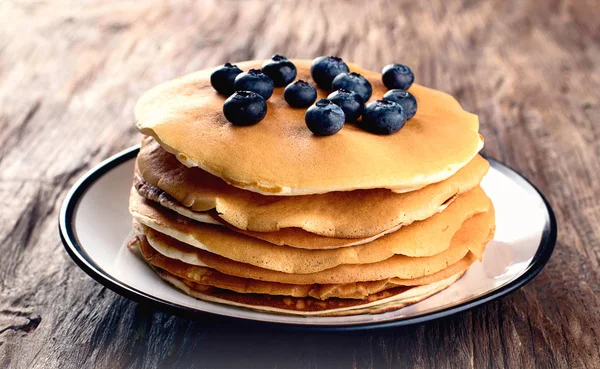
[{"x1": 210, "y1": 55, "x2": 417, "y2": 136}]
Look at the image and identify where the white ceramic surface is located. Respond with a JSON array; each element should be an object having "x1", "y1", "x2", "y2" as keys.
[{"x1": 61, "y1": 147, "x2": 555, "y2": 328}]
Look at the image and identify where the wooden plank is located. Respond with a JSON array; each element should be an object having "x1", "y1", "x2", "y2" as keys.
[{"x1": 0, "y1": 0, "x2": 599, "y2": 367}]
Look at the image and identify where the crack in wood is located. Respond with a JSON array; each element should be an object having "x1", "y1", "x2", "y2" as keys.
[
  {"x1": 0, "y1": 100, "x2": 41, "y2": 167},
  {"x1": 0, "y1": 315, "x2": 41, "y2": 336},
  {"x1": 0, "y1": 191, "x2": 44, "y2": 289},
  {"x1": 0, "y1": 309, "x2": 32, "y2": 318},
  {"x1": 51, "y1": 161, "x2": 91, "y2": 188}
]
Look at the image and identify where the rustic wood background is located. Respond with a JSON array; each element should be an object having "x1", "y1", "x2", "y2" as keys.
[{"x1": 1, "y1": 0, "x2": 599, "y2": 368}]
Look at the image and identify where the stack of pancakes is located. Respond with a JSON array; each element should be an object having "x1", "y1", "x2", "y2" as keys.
[{"x1": 128, "y1": 60, "x2": 495, "y2": 316}]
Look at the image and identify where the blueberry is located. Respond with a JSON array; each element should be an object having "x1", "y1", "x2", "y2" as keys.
[
  {"x1": 262, "y1": 55, "x2": 297, "y2": 87},
  {"x1": 210, "y1": 63, "x2": 243, "y2": 95},
  {"x1": 233, "y1": 69, "x2": 274, "y2": 100},
  {"x1": 284, "y1": 80, "x2": 317, "y2": 108},
  {"x1": 310, "y1": 56, "x2": 350, "y2": 90},
  {"x1": 331, "y1": 72, "x2": 372, "y2": 103},
  {"x1": 361, "y1": 100, "x2": 406, "y2": 135},
  {"x1": 383, "y1": 89, "x2": 418, "y2": 119},
  {"x1": 381, "y1": 64, "x2": 414, "y2": 90},
  {"x1": 305, "y1": 99, "x2": 345, "y2": 136},
  {"x1": 223, "y1": 91, "x2": 267, "y2": 126},
  {"x1": 327, "y1": 88, "x2": 364, "y2": 122}
]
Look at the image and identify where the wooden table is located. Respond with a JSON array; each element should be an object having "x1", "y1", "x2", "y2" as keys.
[{"x1": 1, "y1": 0, "x2": 599, "y2": 367}]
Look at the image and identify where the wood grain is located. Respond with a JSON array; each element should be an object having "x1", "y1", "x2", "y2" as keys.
[{"x1": 0, "y1": 0, "x2": 599, "y2": 367}]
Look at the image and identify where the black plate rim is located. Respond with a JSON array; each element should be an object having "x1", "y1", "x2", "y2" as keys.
[{"x1": 58, "y1": 145, "x2": 557, "y2": 331}]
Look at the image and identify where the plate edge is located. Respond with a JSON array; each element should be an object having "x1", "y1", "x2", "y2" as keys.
[{"x1": 57, "y1": 148, "x2": 558, "y2": 331}]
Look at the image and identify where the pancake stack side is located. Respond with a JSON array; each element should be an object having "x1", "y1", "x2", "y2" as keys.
[{"x1": 128, "y1": 60, "x2": 495, "y2": 316}]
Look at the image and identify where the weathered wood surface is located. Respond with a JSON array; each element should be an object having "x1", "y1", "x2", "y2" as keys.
[{"x1": 0, "y1": 0, "x2": 599, "y2": 367}]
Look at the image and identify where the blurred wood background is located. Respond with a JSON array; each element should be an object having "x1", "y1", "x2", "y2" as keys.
[{"x1": 1, "y1": 0, "x2": 599, "y2": 368}]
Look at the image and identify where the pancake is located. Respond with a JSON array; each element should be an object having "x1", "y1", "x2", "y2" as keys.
[
  {"x1": 156, "y1": 268, "x2": 465, "y2": 317},
  {"x1": 134, "y1": 205, "x2": 494, "y2": 284},
  {"x1": 221, "y1": 186, "x2": 482, "y2": 250},
  {"x1": 129, "y1": 187, "x2": 492, "y2": 273},
  {"x1": 134, "y1": 182, "x2": 488, "y2": 250},
  {"x1": 134, "y1": 177, "x2": 223, "y2": 226},
  {"x1": 217, "y1": 218, "x2": 426, "y2": 249},
  {"x1": 134, "y1": 176, "x2": 448, "y2": 248},
  {"x1": 142, "y1": 225, "x2": 481, "y2": 285},
  {"x1": 132, "y1": 233, "x2": 477, "y2": 300},
  {"x1": 135, "y1": 60, "x2": 483, "y2": 196},
  {"x1": 136, "y1": 135, "x2": 490, "y2": 238}
]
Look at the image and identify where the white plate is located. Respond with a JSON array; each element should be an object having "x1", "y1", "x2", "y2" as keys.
[{"x1": 59, "y1": 146, "x2": 556, "y2": 330}]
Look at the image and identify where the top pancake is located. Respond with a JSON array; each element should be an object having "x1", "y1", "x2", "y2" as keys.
[{"x1": 135, "y1": 59, "x2": 483, "y2": 195}]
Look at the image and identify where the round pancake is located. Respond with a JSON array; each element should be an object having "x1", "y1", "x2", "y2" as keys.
[
  {"x1": 132, "y1": 233, "x2": 477, "y2": 300},
  {"x1": 137, "y1": 176, "x2": 411, "y2": 249},
  {"x1": 135, "y1": 206, "x2": 495, "y2": 284},
  {"x1": 142, "y1": 226, "x2": 481, "y2": 285},
  {"x1": 135, "y1": 59, "x2": 483, "y2": 195},
  {"x1": 136, "y1": 135, "x2": 490, "y2": 238},
  {"x1": 133, "y1": 181, "x2": 486, "y2": 250},
  {"x1": 156, "y1": 268, "x2": 465, "y2": 317},
  {"x1": 129, "y1": 186, "x2": 492, "y2": 273},
  {"x1": 134, "y1": 175, "x2": 223, "y2": 226},
  {"x1": 134, "y1": 176, "x2": 450, "y2": 248}
]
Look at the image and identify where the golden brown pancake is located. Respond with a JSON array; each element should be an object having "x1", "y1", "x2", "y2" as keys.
[
  {"x1": 133, "y1": 178, "x2": 467, "y2": 250},
  {"x1": 136, "y1": 135, "x2": 490, "y2": 239},
  {"x1": 130, "y1": 187, "x2": 492, "y2": 272},
  {"x1": 135, "y1": 60, "x2": 483, "y2": 195},
  {"x1": 133, "y1": 205, "x2": 494, "y2": 284},
  {"x1": 132, "y1": 233, "x2": 477, "y2": 300},
  {"x1": 142, "y1": 225, "x2": 481, "y2": 286},
  {"x1": 155, "y1": 268, "x2": 465, "y2": 317},
  {"x1": 135, "y1": 175, "x2": 445, "y2": 248},
  {"x1": 225, "y1": 187, "x2": 487, "y2": 250}
]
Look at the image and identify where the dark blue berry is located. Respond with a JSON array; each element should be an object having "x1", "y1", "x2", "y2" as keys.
[
  {"x1": 284, "y1": 80, "x2": 317, "y2": 108},
  {"x1": 382, "y1": 64, "x2": 414, "y2": 90},
  {"x1": 305, "y1": 99, "x2": 345, "y2": 136},
  {"x1": 383, "y1": 89, "x2": 418, "y2": 119},
  {"x1": 210, "y1": 63, "x2": 243, "y2": 95},
  {"x1": 361, "y1": 100, "x2": 406, "y2": 135},
  {"x1": 331, "y1": 72, "x2": 372, "y2": 103},
  {"x1": 233, "y1": 69, "x2": 274, "y2": 100},
  {"x1": 262, "y1": 55, "x2": 297, "y2": 87},
  {"x1": 223, "y1": 91, "x2": 267, "y2": 126},
  {"x1": 327, "y1": 88, "x2": 364, "y2": 122},
  {"x1": 310, "y1": 56, "x2": 350, "y2": 90}
]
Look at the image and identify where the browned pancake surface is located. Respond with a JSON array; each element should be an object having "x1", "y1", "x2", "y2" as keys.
[
  {"x1": 133, "y1": 233, "x2": 477, "y2": 300},
  {"x1": 135, "y1": 60, "x2": 482, "y2": 195},
  {"x1": 156, "y1": 268, "x2": 465, "y2": 316},
  {"x1": 130, "y1": 187, "x2": 493, "y2": 273},
  {"x1": 134, "y1": 203, "x2": 495, "y2": 284},
  {"x1": 136, "y1": 136, "x2": 489, "y2": 238}
]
